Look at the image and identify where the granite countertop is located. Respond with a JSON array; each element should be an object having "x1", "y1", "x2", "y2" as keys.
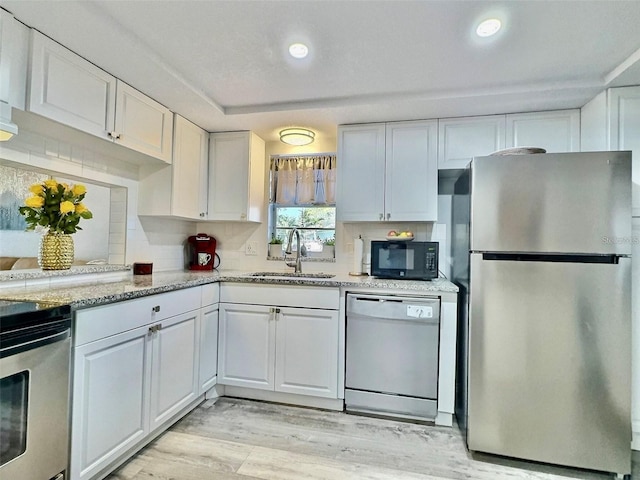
[
  {"x1": 0, "y1": 269, "x2": 458, "y2": 308},
  {"x1": 0, "y1": 263, "x2": 131, "y2": 281}
]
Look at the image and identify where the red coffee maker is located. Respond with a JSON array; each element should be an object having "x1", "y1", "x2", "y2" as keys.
[{"x1": 187, "y1": 233, "x2": 219, "y2": 270}]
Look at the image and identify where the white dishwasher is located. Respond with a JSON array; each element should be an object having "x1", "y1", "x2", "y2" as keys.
[{"x1": 345, "y1": 293, "x2": 440, "y2": 421}]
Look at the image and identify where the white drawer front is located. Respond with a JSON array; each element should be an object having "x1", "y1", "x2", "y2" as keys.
[
  {"x1": 220, "y1": 284, "x2": 339, "y2": 310},
  {"x1": 75, "y1": 287, "x2": 201, "y2": 345}
]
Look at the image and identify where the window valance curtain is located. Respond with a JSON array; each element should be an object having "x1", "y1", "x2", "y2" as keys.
[{"x1": 270, "y1": 154, "x2": 336, "y2": 206}]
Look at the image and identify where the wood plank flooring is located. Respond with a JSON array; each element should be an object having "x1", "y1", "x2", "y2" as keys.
[{"x1": 107, "y1": 397, "x2": 638, "y2": 480}]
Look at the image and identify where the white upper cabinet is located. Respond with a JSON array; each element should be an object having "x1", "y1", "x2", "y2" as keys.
[
  {"x1": 208, "y1": 131, "x2": 265, "y2": 222},
  {"x1": 171, "y1": 115, "x2": 208, "y2": 219},
  {"x1": 29, "y1": 30, "x2": 116, "y2": 139},
  {"x1": 438, "y1": 115, "x2": 506, "y2": 169},
  {"x1": 505, "y1": 109, "x2": 580, "y2": 153},
  {"x1": 0, "y1": 9, "x2": 29, "y2": 109},
  {"x1": 138, "y1": 115, "x2": 208, "y2": 219},
  {"x1": 337, "y1": 120, "x2": 438, "y2": 222},
  {"x1": 385, "y1": 120, "x2": 438, "y2": 222},
  {"x1": 337, "y1": 123, "x2": 386, "y2": 222},
  {"x1": 581, "y1": 86, "x2": 640, "y2": 215},
  {"x1": 28, "y1": 31, "x2": 173, "y2": 163},
  {"x1": 114, "y1": 81, "x2": 173, "y2": 163}
]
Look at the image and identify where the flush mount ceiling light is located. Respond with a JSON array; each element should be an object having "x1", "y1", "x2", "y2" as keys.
[
  {"x1": 288, "y1": 43, "x2": 309, "y2": 59},
  {"x1": 279, "y1": 128, "x2": 315, "y2": 146},
  {"x1": 0, "y1": 101, "x2": 18, "y2": 142},
  {"x1": 476, "y1": 18, "x2": 502, "y2": 37}
]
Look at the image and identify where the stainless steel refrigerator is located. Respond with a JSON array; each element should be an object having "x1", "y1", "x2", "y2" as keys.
[{"x1": 452, "y1": 151, "x2": 632, "y2": 476}]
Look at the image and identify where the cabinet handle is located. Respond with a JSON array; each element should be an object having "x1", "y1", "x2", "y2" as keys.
[
  {"x1": 269, "y1": 307, "x2": 282, "y2": 321},
  {"x1": 379, "y1": 213, "x2": 383, "y2": 221},
  {"x1": 199, "y1": 212, "x2": 205, "y2": 218},
  {"x1": 386, "y1": 213, "x2": 391, "y2": 220},
  {"x1": 152, "y1": 305, "x2": 160, "y2": 313},
  {"x1": 108, "y1": 131, "x2": 121, "y2": 140},
  {"x1": 148, "y1": 323, "x2": 162, "y2": 334}
]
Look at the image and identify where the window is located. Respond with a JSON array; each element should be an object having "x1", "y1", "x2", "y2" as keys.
[{"x1": 269, "y1": 154, "x2": 336, "y2": 253}]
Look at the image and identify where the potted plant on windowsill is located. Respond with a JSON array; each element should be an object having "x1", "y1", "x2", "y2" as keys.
[
  {"x1": 321, "y1": 237, "x2": 335, "y2": 258},
  {"x1": 268, "y1": 235, "x2": 284, "y2": 258}
]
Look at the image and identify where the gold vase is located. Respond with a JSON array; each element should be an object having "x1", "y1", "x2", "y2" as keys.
[{"x1": 39, "y1": 232, "x2": 74, "y2": 270}]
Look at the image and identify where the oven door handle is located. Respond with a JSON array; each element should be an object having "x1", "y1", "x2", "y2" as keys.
[{"x1": 0, "y1": 328, "x2": 70, "y2": 359}]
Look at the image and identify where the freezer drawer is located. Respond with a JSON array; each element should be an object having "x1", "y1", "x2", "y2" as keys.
[
  {"x1": 468, "y1": 253, "x2": 631, "y2": 475},
  {"x1": 346, "y1": 294, "x2": 440, "y2": 399},
  {"x1": 470, "y1": 152, "x2": 632, "y2": 255}
]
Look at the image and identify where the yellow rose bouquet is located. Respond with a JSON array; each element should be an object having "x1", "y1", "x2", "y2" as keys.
[{"x1": 19, "y1": 179, "x2": 93, "y2": 234}]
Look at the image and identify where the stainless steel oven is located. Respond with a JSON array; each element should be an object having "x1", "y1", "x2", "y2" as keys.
[{"x1": 0, "y1": 300, "x2": 72, "y2": 480}]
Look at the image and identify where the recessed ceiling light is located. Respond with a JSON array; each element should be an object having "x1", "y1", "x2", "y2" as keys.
[
  {"x1": 476, "y1": 18, "x2": 502, "y2": 37},
  {"x1": 288, "y1": 43, "x2": 309, "y2": 59}
]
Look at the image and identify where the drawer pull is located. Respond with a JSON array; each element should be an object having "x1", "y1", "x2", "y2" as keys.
[
  {"x1": 152, "y1": 305, "x2": 160, "y2": 313},
  {"x1": 148, "y1": 323, "x2": 162, "y2": 334}
]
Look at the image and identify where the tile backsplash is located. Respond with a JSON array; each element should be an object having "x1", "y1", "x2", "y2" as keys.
[{"x1": 0, "y1": 120, "x2": 196, "y2": 272}]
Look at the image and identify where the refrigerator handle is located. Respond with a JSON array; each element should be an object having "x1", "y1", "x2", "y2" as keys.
[{"x1": 481, "y1": 252, "x2": 623, "y2": 264}]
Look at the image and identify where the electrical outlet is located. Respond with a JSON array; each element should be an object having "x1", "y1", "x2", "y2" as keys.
[{"x1": 245, "y1": 241, "x2": 258, "y2": 256}]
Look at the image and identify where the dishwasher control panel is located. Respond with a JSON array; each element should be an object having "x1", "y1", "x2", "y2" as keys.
[{"x1": 406, "y1": 304, "x2": 434, "y2": 318}]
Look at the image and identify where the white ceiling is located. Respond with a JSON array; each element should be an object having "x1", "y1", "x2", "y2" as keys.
[{"x1": 2, "y1": 0, "x2": 640, "y2": 143}]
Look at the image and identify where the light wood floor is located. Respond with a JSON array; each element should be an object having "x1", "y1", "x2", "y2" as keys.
[{"x1": 107, "y1": 397, "x2": 638, "y2": 480}]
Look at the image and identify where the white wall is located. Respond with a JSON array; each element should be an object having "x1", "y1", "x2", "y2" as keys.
[{"x1": 0, "y1": 121, "x2": 196, "y2": 271}]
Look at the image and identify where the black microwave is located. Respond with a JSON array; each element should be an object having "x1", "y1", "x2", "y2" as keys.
[{"x1": 371, "y1": 241, "x2": 439, "y2": 280}]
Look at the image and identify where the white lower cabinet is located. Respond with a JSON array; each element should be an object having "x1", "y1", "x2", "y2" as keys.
[
  {"x1": 218, "y1": 303, "x2": 339, "y2": 398},
  {"x1": 218, "y1": 285, "x2": 340, "y2": 399},
  {"x1": 275, "y1": 307, "x2": 339, "y2": 398},
  {"x1": 199, "y1": 303, "x2": 219, "y2": 394},
  {"x1": 148, "y1": 310, "x2": 200, "y2": 431},
  {"x1": 71, "y1": 326, "x2": 151, "y2": 480},
  {"x1": 70, "y1": 287, "x2": 204, "y2": 480},
  {"x1": 218, "y1": 303, "x2": 274, "y2": 389}
]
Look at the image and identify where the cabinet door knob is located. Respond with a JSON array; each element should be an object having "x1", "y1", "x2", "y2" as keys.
[
  {"x1": 152, "y1": 305, "x2": 160, "y2": 313},
  {"x1": 379, "y1": 213, "x2": 383, "y2": 221},
  {"x1": 108, "y1": 131, "x2": 121, "y2": 140},
  {"x1": 148, "y1": 323, "x2": 162, "y2": 334},
  {"x1": 386, "y1": 213, "x2": 391, "y2": 220}
]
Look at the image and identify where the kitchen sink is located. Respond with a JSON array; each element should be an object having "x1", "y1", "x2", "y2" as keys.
[{"x1": 248, "y1": 272, "x2": 335, "y2": 279}]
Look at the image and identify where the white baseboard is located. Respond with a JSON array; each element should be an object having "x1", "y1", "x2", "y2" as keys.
[{"x1": 223, "y1": 385, "x2": 344, "y2": 411}]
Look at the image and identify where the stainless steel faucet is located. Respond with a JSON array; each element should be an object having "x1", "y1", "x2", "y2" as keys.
[{"x1": 285, "y1": 227, "x2": 302, "y2": 273}]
